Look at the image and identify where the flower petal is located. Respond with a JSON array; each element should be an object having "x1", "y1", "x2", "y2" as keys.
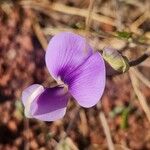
[
  {"x1": 22, "y1": 85, "x2": 69, "y2": 121},
  {"x1": 45, "y1": 32, "x2": 93, "y2": 81},
  {"x1": 22, "y1": 84, "x2": 45, "y2": 117},
  {"x1": 67, "y1": 52, "x2": 106, "y2": 107}
]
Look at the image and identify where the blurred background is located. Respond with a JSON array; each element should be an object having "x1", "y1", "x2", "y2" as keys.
[{"x1": 0, "y1": 0, "x2": 150, "y2": 149}]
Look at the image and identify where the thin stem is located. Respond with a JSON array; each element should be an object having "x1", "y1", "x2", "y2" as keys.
[
  {"x1": 84, "y1": 0, "x2": 95, "y2": 53},
  {"x1": 65, "y1": 105, "x2": 80, "y2": 136},
  {"x1": 129, "y1": 52, "x2": 150, "y2": 67},
  {"x1": 60, "y1": 105, "x2": 80, "y2": 139},
  {"x1": 132, "y1": 68, "x2": 150, "y2": 88},
  {"x1": 24, "y1": 118, "x2": 30, "y2": 150},
  {"x1": 99, "y1": 112, "x2": 115, "y2": 150},
  {"x1": 106, "y1": 49, "x2": 150, "y2": 76},
  {"x1": 129, "y1": 70, "x2": 150, "y2": 123},
  {"x1": 85, "y1": 0, "x2": 95, "y2": 32},
  {"x1": 20, "y1": 1, "x2": 115, "y2": 26}
]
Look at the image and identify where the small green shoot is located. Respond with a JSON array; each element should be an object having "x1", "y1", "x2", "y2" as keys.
[
  {"x1": 117, "y1": 31, "x2": 132, "y2": 40},
  {"x1": 120, "y1": 106, "x2": 131, "y2": 129}
]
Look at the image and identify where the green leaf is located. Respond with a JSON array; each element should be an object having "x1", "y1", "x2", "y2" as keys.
[
  {"x1": 117, "y1": 31, "x2": 132, "y2": 39},
  {"x1": 14, "y1": 100, "x2": 24, "y2": 121},
  {"x1": 138, "y1": 36, "x2": 147, "y2": 43},
  {"x1": 109, "y1": 106, "x2": 125, "y2": 118},
  {"x1": 15, "y1": 100, "x2": 24, "y2": 114},
  {"x1": 57, "y1": 138, "x2": 71, "y2": 150},
  {"x1": 120, "y1": 107, "x2": 131, "y2": 129},
  {"x1": 71, "y1": 22, "x2": 85, "y2": 29}
]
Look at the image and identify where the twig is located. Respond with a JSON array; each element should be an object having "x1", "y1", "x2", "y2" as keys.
[
  {"x1": 129, "y1": 48, "x2": 150, "y2": 67},
  {"x1": 129, "y1": 70, "x2": 150, "y2": 123},
  {"x1": 20, "y1": 1, "x2": 115, "y2": 26},
  {"x1": 85, "y1": 0, "x2": 96, "y2": 32},
  {"x1": 79, "y1": 109, "x2": 89, "y2": 136},
  {"x1": 139, "y1": 60, "x2": 150, "y2": 67},
  {"x1": 56, "y1": 105, "x2": 80, "y2": 150},
  {"x1": 99, "y1": 112, "x2": 115, "y2": 150},
  {"x1": 84, "y1": 0, "x2": 96, "y2": 53},
  {"x1": 56, "y1": 137, "x2": 78, "y2": 150},
  {"x1": 132, "y1": 68, "x2": 150, "y2": 88},
  {"x1": 43, "y1": 26, "x2": 110, "y2": 38},
  {"x1": 112, "y1": 0, "x2": 123, "y2": 31},
  {"x1": 61, "y1": 105, "x2": 80, "y2": 139},
  {"x1": 28, "y1": 9, "x2": 48, "y2": 50},
  {"x1": 43, "y1": 26, "x2": 150, "y2": 48},
  {"x1": 24, "y1": 118, "x2": 30, "y2": 150},
  {"x1": 56, "y1": 105, "x2": 80, "y2": 149},
  {"x1": 115, "y1": 144, "x2": 131, "y2": 150},
  {"x1": 122, "y1": 0, "x2": 145, "y2": 10},
  {"x1": 33, "y1": 21, "x2": 48, "y2": 50},
  {"x1": 130, "y1": 12, "x2": 149, "y2": 34},
  {"x1": 65, "y1": 105, "x2": 80, "y2": 136}
]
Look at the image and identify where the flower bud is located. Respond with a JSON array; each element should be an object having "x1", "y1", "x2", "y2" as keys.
[{"x1": 102, "y1": 47, "x2": 129, "y2": 73}]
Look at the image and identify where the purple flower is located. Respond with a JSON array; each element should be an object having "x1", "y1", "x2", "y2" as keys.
[{"x1": 22, "y1": 32, "x2": 106, "y2": 121}]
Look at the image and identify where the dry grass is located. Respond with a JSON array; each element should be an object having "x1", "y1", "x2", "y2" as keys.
[
  {"x1": 21, "y1": 0, "x2": 150, "y2": 149},
  {"x1": 0, "y1": 0, "x2": 150, "y2": 149}
]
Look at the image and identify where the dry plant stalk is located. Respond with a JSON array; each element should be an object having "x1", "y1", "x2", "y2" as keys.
[
  {"x1": 132, "y1": 68, "x2": 150, "y2": 88},
  {"x1": 130, "y1": 0, "x2": 149, "y2": 34},
  {"x1": 129, "y1": 70, "x2": 150, "y2": 123},
  {"x1": 112, "y1": 0, "x2": 123, "y2": 31},
  {"x1": 85, "y1": 0, "x2": 96, "y2": 32},
  {"x1": 20, "y1": 1, "x2": 115, "y2": 26},
  {"x1": 43, "y1": 27, "x2": 109, "y2": 39},
  {"x1": 43, "y1": 27, "x2": 88, "y2": 36},
  {"x1": 33, "y1": 22, "x2": 48, "y2": 50},
  {"x1": 99, "y1": 112, "x2": 115, "y2": 150},
  {"x1": 79, "y1": 109, "x2": 89, "y2": 137},
  {"x1": 122, "y1": 0, "x2": 145, "y2": 10},
  {"x1": 130, "y1": 12, "x2": 149, "y2": 34},
  {"x1": 115, "y1": 144, "x2": 131, "y2": 150},
  {"x1": 56, "y1": 137, "x2": 78, "y2": 150},
  {"x1": 84, "y1": 0, "x2": 96, "y2": 53},
  {"x1": 65, "y1": 138, "x2": 79, "y2": 150},
  {"x1": 24, "y1": 118, "x2": 30, "y2": 150}
]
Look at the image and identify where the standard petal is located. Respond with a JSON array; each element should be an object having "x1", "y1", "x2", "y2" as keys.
[
  {"x1": 22, "y1": 85, "x2": 69, "y2": 121},
  {"x1": 45, "y1": 32, "x2": 93, "y2": 81},
  {"x1": 67, "y1": 52, "x2": 106, "y2": 107}
]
